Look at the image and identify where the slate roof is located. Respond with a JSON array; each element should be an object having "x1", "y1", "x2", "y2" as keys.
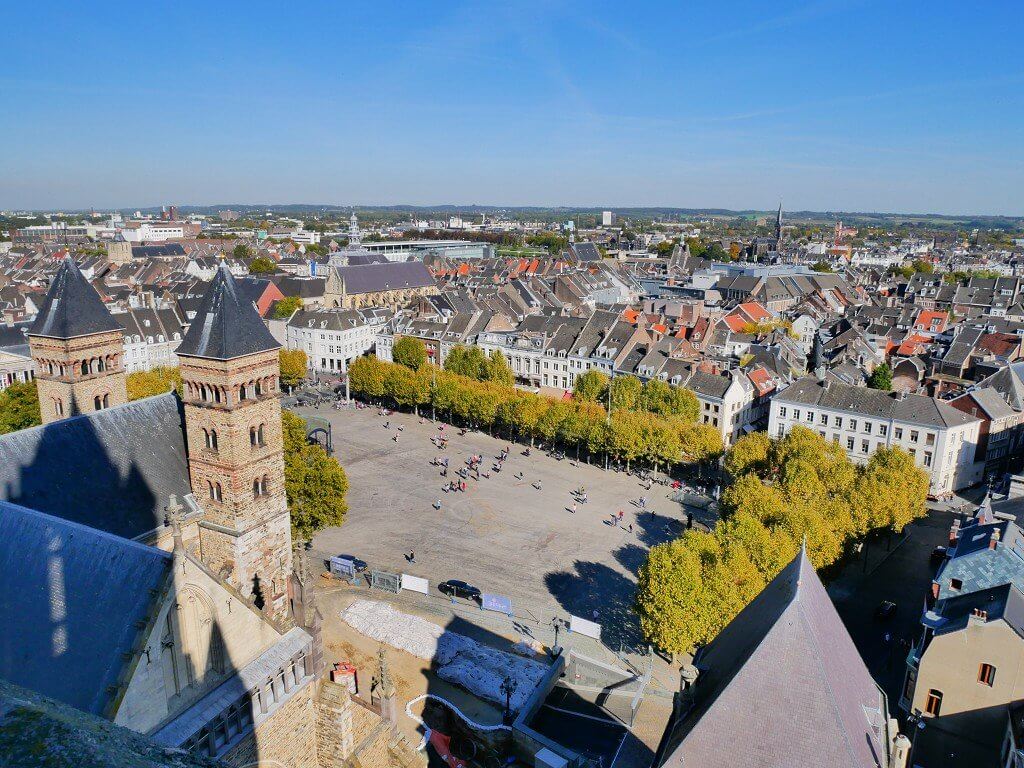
[
  {"x1": 0, "y1": 500, "x2": 170, "y2": 716},
  {"x1": 774, "y1": 376, "x2": 978, "y2": 428},
  {"x1": 0, "y1": 392, "x2": 192, "y2": 540},
  {"x1": 176, "y1": 264, "x2": 280, "y2": 360},
  {"x1": 333, "y1": 261, "x2": 435, "y2": 295},
  {"x1": 29, "y1": 256, "x2": 122, "y2": 339},
  {"x1": 658, "y1": 547, "x2": 889, "y2": 768}
]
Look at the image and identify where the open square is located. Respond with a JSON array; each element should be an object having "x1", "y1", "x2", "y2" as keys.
[{"x1": 296, "y1": 402, "x2": 688, "y2": 645}]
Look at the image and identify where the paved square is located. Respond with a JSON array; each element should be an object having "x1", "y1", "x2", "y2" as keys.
[{"x1": 295, "y1": 403, "x2": 686, "y2": 644}]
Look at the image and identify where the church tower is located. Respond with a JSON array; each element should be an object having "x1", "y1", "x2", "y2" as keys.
[
  {"x1": 176, "y1": 263, "x2": 292, "y2": 621},
  {"x1": 28, "y1": 256, "x2": 128, "y2": 424}
]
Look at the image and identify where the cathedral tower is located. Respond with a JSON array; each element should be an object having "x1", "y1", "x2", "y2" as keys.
[
  {"x1": 28, "y1": 256, "x2": 128, "y2": 424},
  {"x1": 176, "y1": 263, "x2": 292, "y2": 621}
]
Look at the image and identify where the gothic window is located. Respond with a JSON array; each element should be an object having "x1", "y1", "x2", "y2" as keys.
[{"x1": 161, "y1": 587, "x2": 225, "y2": 700}]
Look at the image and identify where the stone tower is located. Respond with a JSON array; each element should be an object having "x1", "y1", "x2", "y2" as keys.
[
  {"x1": 176, "y1": 263, "x2": 292, "y2": 621},
  {"x1": 28, "y1": 256, "x2": 128, "y2": 424}
]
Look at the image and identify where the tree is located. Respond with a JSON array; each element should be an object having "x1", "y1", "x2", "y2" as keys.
[
  {"x1": 444, "y1": 345, "x2": 488, "y2": 380},
  {"x1": 393, "y1": 336, "x2": 427, "y2": 371},
  {"x1": 272, "y1": 296, "x2": 303, "y2": 319},
  {"x1": 349, "y1": 355, "x2": 387, "y2": 400},
  {"x1": 867, "y1": 362, "x2": 893, "y2": 391},
  {"x1": 483, "y1": 350, "x2": 514, "y2": 387},
  {"x1": 0, "y1": 381, "x2": 41, "y2": 435},
  {"x1": 609, "y1": 375, "x2": 642, "y2": 412},
  {"x1": 678, "y1": 421, "x2": 723, "y2": 463},
  {"x1": 723, "y1": 431, "x2": 772, "y2": 478},
  {"x1": 573, "y1": 370, "x2": 609, "y2": 402},
  {"x1": 249, "y1": 256, "x2": 277, "y2": 274},
  {"x1": 232, "y1": 243, "x2": 251, "y2": 259},
  {"x1": 126, "y1": 366, "x2": 182, "y2": 401},
  {"x1": 279, "y1": 349, "x2": 308, "y2": 389},
  {"x1": 282, "y1": 410, "x2": 348, "y2": 538}
]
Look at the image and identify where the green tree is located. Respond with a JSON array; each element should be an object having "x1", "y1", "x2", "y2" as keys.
[
  {"x1": 867, "y1": 362, "x2": 893, "y2": 391},
  {"x1": 723, "y1": 431, "x2": 772, "y2": 478},
  {"x1": 678, "y1": 421, "x2": 723, "y2": 463},
  {"x1": 573, "y1": 370, "x2": 609, "y2": 402},
  {"x1": 393, "y1": 336, "x2": 428, "y2": 371},
  {"x1": 609, "y1": 375, "x2": 642, "y2": 412},
  {"x1": 0, "y1": 381, "x2": 41, "y2": 434},
  {"x1": 282, "y1": 410, "x2": 349, "y2": 538},
  {"x1": 279, "y1": 349, "x2": 308, "y2": 389},
  {"x1": 811, "y1": 261, "x2": 833, "y2": 273},
  {"x1": 348, "y1": 355, "x2": 387, "y2": 400},
  {"x1": 232, "y1": 243, "x2": 251, "y2": 259},
  {"x1": 248, "y1": 255, "x2": 277, "y2": 274},
  {"x1": 444, "y1": 345, "x2": 488, "y2": 380},
  {"x1": 126, "y1": 366, "x2": 183, "y2": 401},
  {"x1": 483, "y1": 350, "x2": 515, "y2": 387},
  {"x1": 272, "y1": 295, "x2": 303, "y2": 319}
]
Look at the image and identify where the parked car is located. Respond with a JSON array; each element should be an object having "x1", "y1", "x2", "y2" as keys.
[
  {"x1": 438, "y1": 579, "x2": 482, "y2": 602},
  {"x1": 875, "y1": 600, "x2": 897, "y2": 621}
]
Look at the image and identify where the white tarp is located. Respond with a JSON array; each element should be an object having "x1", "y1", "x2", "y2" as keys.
[
  {"x1": 340, "y1": 599, "x2": 546, "y2": 713},
  {"x1": 569, "y1": 614, "x2": 602, "y2": 640},
  {"x1": 401, "y1": 573, "x2": 429, "y2": 595}
]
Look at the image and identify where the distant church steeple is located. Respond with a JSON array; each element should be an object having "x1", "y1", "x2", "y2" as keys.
[
  {"x1": 28, "y1": 256, "x2": 128, "y2": 424},
  {"x1": 348, "y1": 211, "x2": 362, "y2": 247},
  {"x1": 775, "y1": 203, "x2": 784, "y2": 249}
]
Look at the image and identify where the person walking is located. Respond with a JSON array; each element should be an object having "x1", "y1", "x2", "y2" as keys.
[
  {"x1": 571, "y1": 502, "x2": 577, "y2": 514},
  {"x1": 617, "y1": 509, "x2": 624, "y2": 526}
]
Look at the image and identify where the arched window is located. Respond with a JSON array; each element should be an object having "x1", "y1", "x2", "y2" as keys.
[
  {"x1": 54, "y1": 398, "x2": 64, "y2": 417},
  {"x1": 253, "y1": 479, "x2": 261, "y2": 498},
  {"x1": 258, "y1": 424, "x2": 265, "y2": 446},
  {"x1": 253, "y1": 476, "x2": 269, "y2": 498},
  {"x1": 81, "y1": 361, "x2": 89, "y2": 376},
  {"x1": 102, "y1": 393, "x2": 110, "y2": 408},
  {"x1": 94, "y1": 394, "x2": 103, "y2": 410},
  {"x1": 204, "y1": 429, "x2": 218, "y2": 451},
  {"x1": 207, "y1": 480, "x2": 215, "y2": 499},
  {"x1": 254, "y1": 379, "x2": 263, "y2": 396},
  {"x1": 97, "y1": 358, "x2": 106, "y2": 373},
  {"x1": 213, "y1": 387, "x2": 222, "y2": 404}
]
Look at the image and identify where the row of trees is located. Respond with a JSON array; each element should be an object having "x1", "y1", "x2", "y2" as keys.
[
  {"x1": 636, "y1": 426, "x2": 930, "y2": 656},
  {"x1": 348, "y1": 354, "x2": 723, "y2": 470},
  {"x1": 572, "y1": 369, "x2": 700, "y2": 422}
]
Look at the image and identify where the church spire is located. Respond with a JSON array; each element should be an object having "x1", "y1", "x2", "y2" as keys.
[{"x1": 775, "y1": 203, "x2": 783, "y2": 248}]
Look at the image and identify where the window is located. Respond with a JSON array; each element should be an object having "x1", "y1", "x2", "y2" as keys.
[
  {"x1": 253, "y1": 475, "x2": 269, "y2": 498},
  {"x1": 205, "y1": 429, "x2": 218, "y2": 451},
  {"x1": 924, "y1": 452, "x2": 932, "y2": 467},
  {"x1": 779, "y1": 407, "x2": 787, "y2": 418},
  {"x1": 850, "y1": 419, "x2": 857, "y2": 431},
  {"x1": 806, "y1": 410, "x2": 814, "y2": 422},
  {"x1": 979, "y1": 663, "x2": 996, "y2": 687},
  {"x1": 835, "y1": 417, "x2": 843, "y2": 429},
  {"x1": 208, "y1": 481, "x2": 223, "y2": 502},
  {"x1": 910, "y1": 430, "x2": 919, "y2": 443},
  {"x1": 793, "y1": 410, "x2": 801, "y2": 421},
  {"x1": 925, "y1": 689, "x2": 943, "y2": 716},
  {"x1": 926, "y1": 432, "x2": 935, "y2": 446},
  {"x1": 250, "y1": 424, "x2": 266, "y2": 447},
  {"x1": 847, "y1": 437, "x2": 855, "y2": 451},
  {"x1": 864, "y1": 422, "x2": 872, "y2": 434},
  {"x1": 861, "y1": 440, "x2": 869, "y2": 454},
  {"x1": 879, "y1": 424, "x2": 888, "y2": 437},
  {"x1": 895, "y1": 427, "x2": 903, "y2": 440},
  {"x1": 950, "y1": 578, "x2": 963, "y2": 591},
  {"x1": 820, "y1": 413, "x2": 828, "y2": 425},
  {"x1": 54, "y1": 398, "x2": 64, "y2": 417}
]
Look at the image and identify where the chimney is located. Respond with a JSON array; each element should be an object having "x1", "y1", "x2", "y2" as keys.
[
  {"x1": 990, "y1": 528, "x2": 1001, "y2": 550},
  {"x1": 677, "y1": 664, "x2": 700, "y2": 716},
  {"x1": 891, "y1": 733, "x2": 911, "y2": 768}
]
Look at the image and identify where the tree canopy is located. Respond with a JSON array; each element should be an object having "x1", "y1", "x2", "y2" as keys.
[
  {"x1": 0, "y1": 381, "x2": 41, "y2": 435},
  {"x1": 248, "y1": 255, "x2": 277, "y2": 274},
  {"x1": 636, "y1": 426, "x2": 929, "y2": 656},
  {"x1": 279, "y1": 349, "x2": 308, "y2": 388},
  {"x1": 393, "y1": 336, "x2": 428, "y2": 371},
  {"x1": 282, "y1": 410, "x2": 349, "y2": 538},
  {"x1": 867, "y1": 362, "x2": 893, "y2": 391},
  {"x1": 272, "y1": 295, "x2": 303, "y2": 319},
  {"x1": 127, "y1": 366, "x2": 183, "y2": 401}
]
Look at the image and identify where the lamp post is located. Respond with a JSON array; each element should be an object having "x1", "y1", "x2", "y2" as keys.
[
  {"x1": 500, "y1": 675, "x2": 517, "y2": 725},
  {"x1": 908, "y1": 711, "x2": 926, "y2": 767}
]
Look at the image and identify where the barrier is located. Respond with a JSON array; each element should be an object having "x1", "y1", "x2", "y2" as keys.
[
  {"x1": 481, "y1": 593, "x2": 513, "y2": 616},
  {"x1": 568, "y1": 615, "x2": 602, "y2": 641},
  {"x1": 330, "y1": 557, "x2": 355, "y2": 578},
  {"x1": 401, "y1": 573, "x2": 429, "y2": 595}
]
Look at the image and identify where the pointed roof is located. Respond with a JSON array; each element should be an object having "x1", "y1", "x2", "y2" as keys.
[
  {"x1": 175, "y1": 263, "x2": 280, "y2": 360},
  {"x1": 658, "y1": 546, "x2": 890, "y2": 768},
  {"x1": 29, "y1": 256, "x2": 122, "y2": 339}
]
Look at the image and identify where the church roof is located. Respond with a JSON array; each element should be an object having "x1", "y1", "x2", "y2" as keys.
[
  {"x1": 176, "y1": 264, "x2": 280, "y2": 360},
  {"x1": 29, "y1": 256, "x2": 122, "y2": 339},
  {"x1": 0, "y1": 500, "x2": 171, "y2": 716},
  {"x1": 0, "y1": 392, "x2": 192, "y2": 540},
  {"x1": 658, "y1": 547, "x2": 890, "y2": 768}
]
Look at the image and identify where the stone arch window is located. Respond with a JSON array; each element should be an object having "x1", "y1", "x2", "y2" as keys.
[
  {"x1": 250, "y1": 423, "x2": 266, "y2": 448},
  {"x1": 80, "y1": 360, "x2": 90, "y2": 376},
  {"x1": 213, "y1": 387, "x2": 222, "y2": 404},
  {"x1": 204, "y1": 429, "x2": 218, "y2": 452},
  {"x1": 208, "y1": 481, "x2": 223, "y2": 502},
  {"x1": 253, "y1": 475, "x2": 269, "y2": 498},
  {"x1": 161, "y1": 586, "x2": 225, "y2": 698},
  {"x1": 46, "y1": 361, "x2": 54, "y2": 375},
  {"x1": 53, "y1": 398, "x2": 64, "y2": 417},
  {"x1": 96, "y1": 357, "x2": 106, "y2": 373},
  {"x1": 93, "y1": 393, "x2": 109, "y2": 411},
  {"x1": 254, "y1": 379, "x2": 263, "y2": 397}
]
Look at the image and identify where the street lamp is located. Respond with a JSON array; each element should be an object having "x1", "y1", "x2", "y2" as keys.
[
  {"x1": 500, "y1": 675, "x2": 518, "y2": 725},
  {"x1": 907, "y1": 711, "x2": 926, "y2": 767}
]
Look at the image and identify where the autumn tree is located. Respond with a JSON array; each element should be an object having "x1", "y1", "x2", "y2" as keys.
[
  {"x1": 609, "y1": 375, "x2": 642, "y2": 412},
  {"x1": 272, "y1": 295, "x2": 303, "y2": 319},
  {"x1": 248, "y1": 255, "x2": 277, "y2": 274},
  {"x1": 279, "y1": 349, "x2": 308, "y2": 389},
  {"x1": 444, "y1": 345, "x2": 488, "y2": 380},
  {"x1": 573, "y1": 370, "x2": 609, "y2": 402},
  {"x1": 126, "y1": 366, "x2": 182, "y2": 401},
  {"x1": 483, "y1": 350, "x2": 515, "y2": 387}
]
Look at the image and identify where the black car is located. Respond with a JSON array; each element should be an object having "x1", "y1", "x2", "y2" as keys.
[
  {"x1": 875, "y1": 600, "x2": 897, "y2": 621},
  {"x1": 439, "y1": 579, "x2": 482, "y2": 602}
]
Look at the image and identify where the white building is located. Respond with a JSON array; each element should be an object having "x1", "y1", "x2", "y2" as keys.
[
  {"x1": 601, "y1": 211, "x2": 615, "y2": 227},
  {"x1": 120, "y1": 222, "x2": 187, "y2": 242},
  {"x1": 768, "y1": 377, "x2": 983, "y2": 497},
  {"x1": 286, "y1": 307, "x2": 390, "y2": 374},
  {"x1": 112, "y1": 307, "x2": 186, "y2": 373}
]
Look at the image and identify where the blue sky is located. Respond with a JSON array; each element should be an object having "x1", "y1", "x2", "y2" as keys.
[{"x1": 2, "y1": 1, "x2": 1022, "y2": 215}]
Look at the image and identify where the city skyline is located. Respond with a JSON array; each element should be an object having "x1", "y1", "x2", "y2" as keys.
[{"x1": 2, "y1": 1, "x2": 1022, "y2": 215}]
